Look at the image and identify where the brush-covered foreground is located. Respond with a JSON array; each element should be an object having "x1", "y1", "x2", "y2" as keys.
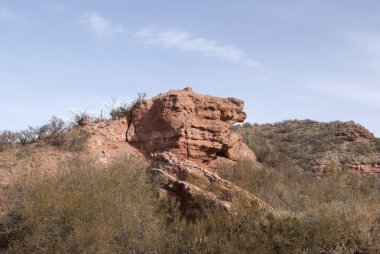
[{"x1": 0, "y1": 152, "x2": 379, "y2": 254}]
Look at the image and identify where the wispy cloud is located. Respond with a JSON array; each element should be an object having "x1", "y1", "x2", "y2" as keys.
[
  {"x1": 0, "y1": 5, "x2": 11, "y2": 19},
  {"x1": 77, "y1": 13, "x2": 259, "y2": 67},
  {"x1": 136, "y1": 27, "x2": 259, "y2": 67},
  {"x1": 79, "y1": 12, "x2": 124, "y2": 38},
  {"x1": 312, "y1": 82, "x2": 380, "y2": 109}
]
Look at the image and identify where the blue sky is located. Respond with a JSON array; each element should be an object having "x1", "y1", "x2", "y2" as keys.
[{"x1": 1, "y1": 0, "x2": 380, "y2": 136}]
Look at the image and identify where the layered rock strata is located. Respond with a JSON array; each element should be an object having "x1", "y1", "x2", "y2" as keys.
[
  {"x1": 126, "y1": 87, "x2": 268, "y2": 212},
  {"x1": 150, "y1": 152, "x2": 272, "y2": 214},
  {"x1": 127, "y1": 87, "x2": 255, "y2": 163}
]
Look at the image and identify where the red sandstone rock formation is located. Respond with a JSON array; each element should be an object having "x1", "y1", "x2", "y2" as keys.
[
  {"x1": 126, "y1": 87, "x2": 267, "y2": 212},
  {"x1": 127, "y1": 87, "x2": 255, "y2": 163},
  {"x1": 334, "y1": 122, "x2": 375, "y2": 144},
  {"x1": 150, "y1": 152, "x2": 272, "y2": 213},
  {"x1": 83, "y1": 118, "x2": 141, "y2": 164}
]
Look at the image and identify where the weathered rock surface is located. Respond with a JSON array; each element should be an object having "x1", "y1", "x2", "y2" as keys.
[
  {"x1": 334, "y1": 122, "x2": 375, "y2": 144},
  {"x1": 127, "y1": 87, "x2": 251, "y2": 163},
  {"x1": 83, "y1": 118, "x2": 141, "y2": 164},
  {"x1": 125, "y1": 87, "x2": 268, "y2": 213},
  {"x1": 150, "y1": 152, "x2": 272, "y2": 214}
]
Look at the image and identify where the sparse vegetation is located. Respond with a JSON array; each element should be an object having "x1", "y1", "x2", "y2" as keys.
[
  {"x1": 0, "y1": 116, "x2": 91, "y2": 153},
  {"x1": 0, "y1": 92, "x2": 149, "y2": 152},
  {"x1": 65, "y1": 128, "x2": 90, "y2": 152},
  {"x1": 1, "y1": 117, "x2": 379, "y2": 253},
  {"x1": 375, "y1": 138, "x2": 380, "y2": 152},
  {"x1": 109, "y1": 92, "x2": 147, "y2": 120},
  {"x1": 0, "y1": 116, "x2": 68, "y2": 150},
  {"x1": 0, "y1": 131, "x2": 18, "y2": 151},
  {"x1": 237, "y1": 120, "x2": 378, "y2": 172},
  {"x1": 1, "y1": 151, "x2": 379, "y2": 253},
  {"x1": 38, "y1": 116, "x2": 67, "y2": 147},
  {"x1": 1, "y1": 156, "x2": 161, "y2": 253},
  {"x1": 71, "y1": 111, "x2": 95, "y2": 127}
]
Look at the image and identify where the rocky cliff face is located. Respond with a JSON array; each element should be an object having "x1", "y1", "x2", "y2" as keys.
[{"x1": 127, "y1": 87, "x2": 255, "y2": 163}]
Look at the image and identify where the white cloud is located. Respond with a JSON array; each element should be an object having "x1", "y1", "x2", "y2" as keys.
[
  {"x1": 0, "y1": 6, "x2": 11, "y2": 19},
  {"x1": 136, "y1": 27, "x2": 259, "y2": 67},
  {"x1": 312, "y1": 82, "x2": 380, "y2": 109},
  {"x1": 79, "y1": 12, "x2": 124, "y2": 38},
  {"x1": 77, "y1": 15, "x2": 259, "y2": 67}
]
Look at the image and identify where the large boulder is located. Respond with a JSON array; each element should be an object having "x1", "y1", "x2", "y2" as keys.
[
  {"x1": 126, "y1": 87, "x2": 266, "y2": 214},
  {"x1": 127, "y1": 87, "x2": 251, "y2": 163}
]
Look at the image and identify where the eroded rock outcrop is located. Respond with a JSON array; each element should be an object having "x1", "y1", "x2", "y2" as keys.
[
  {"x1": 127, "y1": 87, "x2": 255, "y2": 163},
  {"x1": 126, "y1": 87, "x2": 267, "y2": 213},
  {"x1": 334, "y1": 122, "x2": 375, "y2": 144},
  {"x1": 150, "y1": 152, "x2": 272, "y2": 214}
]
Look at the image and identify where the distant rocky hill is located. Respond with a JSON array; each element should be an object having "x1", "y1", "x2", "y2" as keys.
[{"x1": 237, "y1": 120, "x2": 380, "y2": 175}]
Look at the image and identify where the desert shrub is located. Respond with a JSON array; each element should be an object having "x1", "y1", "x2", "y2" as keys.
[
  {"x1": 109, "y1": 101, "x2": 132, "y2": 120},
  {"x1": 242, "y1": 131, "x2": 290, "y2": 168},
  {"x1": 37, "y1": 116, "x2": 67, "y2": 147},
  {"x1": 1, "y1": 152, "x2": 379, "y2": 253},
  {"x1": 156, "y1": 197, "x2": 380, "y2": 254},
  {"x1": 1, "y1": 117, "x2": 68, "y2": 149},
  {"x1": 71, "y1": 111, "x2": 94, "y2": 127},
  {"x1": 109, "y1": 92, "x2": 147, "y2": 120},
  {"x1": 65, "y1": 128, "x2": 89, "y2": 152},
  {"x1": 0, "y1": 131, "x2": 19, "y2": 151},
  {"x1": 229, "y1": 155, "x2": 378, "y2": 209},
  {"x1": 375, "y1": 138, "x2": 380, "y2": 152},
  {"x1": 237, "y1": 120, "x2": 379, "y2": 172},
  {"x1": 16, "y1": 126, "x2": 38, "y2": 145},
  {"x1": 345, "y1": 142, "x2": 373, "y2": 155},
  {"x1": 2, "y1": 156, "x2": 161, "y2": 253},
  {"x1": 210, "y1": 158, "x2": 380, "y2": 253},
  {"x1": 0, "y1": 131, "x2": 18, "y2": 145},
  {"x1": 322, "y1": 152, "x2": 343, "y2": 174}
]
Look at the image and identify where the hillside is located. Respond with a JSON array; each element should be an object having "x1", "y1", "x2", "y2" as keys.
[
  {"x1": 236, "y1": 120, "x2": 380, "y2": 175},
  {"x1": 0, "y1": 89, "x2": 379, "y2": 253}
]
